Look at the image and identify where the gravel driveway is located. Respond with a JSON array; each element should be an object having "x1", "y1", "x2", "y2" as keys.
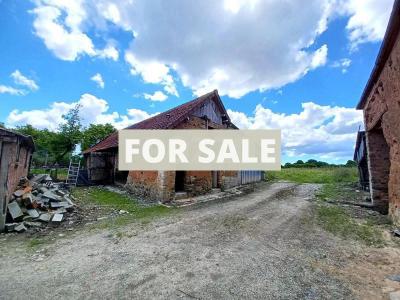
[{"x1": 0, "y1": 182, "x2": 359, "y2": 299}]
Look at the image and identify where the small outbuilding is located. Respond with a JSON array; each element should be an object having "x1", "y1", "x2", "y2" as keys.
[
  {"x1": 84, "y1": 90, "x2": 264, "y2": 202},
  {"x1": 0, "y1": 128, "x2": 35, "y2": 232},
  {"x1": 356, "y1": 0, "x2": 400, "y2": 222}
]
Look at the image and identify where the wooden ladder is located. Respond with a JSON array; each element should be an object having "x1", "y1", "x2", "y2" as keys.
[{"x1": 66, "y1": 159, "x2": 80, "y2": 186}]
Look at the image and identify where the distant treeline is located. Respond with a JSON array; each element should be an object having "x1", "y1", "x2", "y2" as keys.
[{"x1": 282, "y1": 159, "x2": 357, "y2": 169}]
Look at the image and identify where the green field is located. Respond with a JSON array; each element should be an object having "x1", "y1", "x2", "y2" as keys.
[{"x1": 266, "y1": 167, "x2": 358, "y2": 184}]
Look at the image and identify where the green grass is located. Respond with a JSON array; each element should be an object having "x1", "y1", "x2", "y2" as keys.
[
  {"x1": 315, "y1": 205, "x2": 384, "y2": 247},
  {"x1": 26, "y1": 238, "x2": 47, "y2": 249},
  {"x1": 266, "y1": 167, "x2": 358, "y2": 184},
  {"x1": 268, "y1": 167, "x2": 386, "y2": 246},
  {"x1": 72, "y1": 187, "x2": 173, "y2": 228}
]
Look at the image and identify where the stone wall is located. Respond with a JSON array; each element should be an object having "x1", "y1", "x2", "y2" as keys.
[
  {"x1": 365, "y1": 127, "x2": 390, "y2": 213},
  {"x1": 126, "y1": 171, "x2": 162, "y2": 202},
  {"x1": 185, "y1": 171, "x2": 212, "y2": 196},
  {"x1": 363, "y1": 29, "x2": 400, "y2": 223}
]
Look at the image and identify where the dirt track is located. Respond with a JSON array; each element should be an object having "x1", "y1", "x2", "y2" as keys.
[{"x1": 0, "y1": 182, "x2": 397, "y2": 299}]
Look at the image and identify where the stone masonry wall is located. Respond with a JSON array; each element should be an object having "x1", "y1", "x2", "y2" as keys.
[
  {"x1": 366, "y1": 128, "x2": 391, "y2": 213},
  {"x1": 125, "y1": 115, "x2": 239, "y2": 202},
  {"x1": 363, "y1": 29, "x2": 400, "y2": 223}
]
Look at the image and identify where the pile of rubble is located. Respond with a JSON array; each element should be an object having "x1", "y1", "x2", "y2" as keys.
[{"x1": 5, "y1": 175, "x2": 75, "y2": 233}]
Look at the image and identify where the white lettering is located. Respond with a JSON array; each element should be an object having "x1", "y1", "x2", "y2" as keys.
[{"x1": 143, "y1": 139, "x2": 165, "y2": 163}]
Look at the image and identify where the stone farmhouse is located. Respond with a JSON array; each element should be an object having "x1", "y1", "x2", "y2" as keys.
[
  {"x1": 355, "y1": 0, "x2": 400, "y2": 223},
  {"x1": 84, "y1": 90, "x2": 263, "y2": 202}
]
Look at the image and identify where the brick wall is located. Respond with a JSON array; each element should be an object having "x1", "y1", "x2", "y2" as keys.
[{"x1": 363, "y1": 28, "x2": 400, "y2": 223}]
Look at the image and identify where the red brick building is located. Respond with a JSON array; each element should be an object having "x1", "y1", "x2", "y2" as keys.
[
  {"x1": 356, "y1": 0, "x2": 400, "y2": 222},
  {"x1": 0, "y1": 128, "x2": 35, "y2": 231},
  {"x1": 84, "y1": 90, "x2": 263, "y2": 202}
]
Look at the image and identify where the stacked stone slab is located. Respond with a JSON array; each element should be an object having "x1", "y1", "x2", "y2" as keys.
[{"x1": 4, "y1": 175, "x2": 75, "y2": 233}]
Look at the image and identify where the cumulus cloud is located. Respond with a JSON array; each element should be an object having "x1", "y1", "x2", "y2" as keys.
[
  {"x1": 31, "y1": 1, "x2": 118, "y2": 61},
  {"x1": 119, "y1": 0, "x2": 332, "y2": 98},
  {"x1": 0, "y1": 85, "x2": 26, "y2": 96},
  {"x1": 11, "y1": 70, "x2": 39, "y2": 91},
  {"x1": 341, "y1": 0, "x2": 394, "y2": 49},
  {"x1": 29, "y1": 0, "x2": 394, "y2": 97},
  {"x1": 91, "y1": 73, "x2": 105, "y2": 88},
  {"x1": 143, "y1": 91, "x2": 168, "y2": 102},
  {"x1": 228, "y1": 102, "x2": 363, "y2": 160},
  {"x1": 6, "y1": 93, "x2": 156, "y2": 131}
]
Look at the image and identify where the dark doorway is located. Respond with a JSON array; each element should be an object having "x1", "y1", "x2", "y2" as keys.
[
  {"x1": 212, "y1": 171, "x2": 219, "y2": 188},
  {"x1": 115, "y1": 171, "x2": 129, "y2": 185},
  {"x1": 175, "y1": 171, "x2": 186, "y2": 191}
]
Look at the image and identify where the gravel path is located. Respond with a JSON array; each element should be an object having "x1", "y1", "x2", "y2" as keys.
[{"x1": 0, "y1": 182, "x2": 357, "y2": 299}]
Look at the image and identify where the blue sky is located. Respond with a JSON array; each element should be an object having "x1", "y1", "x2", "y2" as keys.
[{"x1": 0, "y1": 0, "x2": 395, "y2": 163}]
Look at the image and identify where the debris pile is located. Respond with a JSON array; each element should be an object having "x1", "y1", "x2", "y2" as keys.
[{"x1": 5, "y1": 175, "x2": 75, "y2": 233}]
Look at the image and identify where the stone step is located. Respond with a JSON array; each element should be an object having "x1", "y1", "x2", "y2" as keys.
[{"x1": 174, "y1": 191, "x2": 188, "y2": 200}]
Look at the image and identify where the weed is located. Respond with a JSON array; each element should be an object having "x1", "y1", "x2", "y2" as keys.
[
  {"x1": 315, "y1": 205, "x2": 385, "y2": 247},
  {"x1": 72, "y1": 187, "x2": 175, "y2": 229}
]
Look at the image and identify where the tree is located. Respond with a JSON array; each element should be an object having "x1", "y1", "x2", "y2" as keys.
[
  {"x1": 345, "y1": 160, "x2": 357, "y2": 167},
  {"x1": 50, "y1": 104, "x2": 83, "y2": 163},
  {"x1": 82, "y1": 123, "x2": 115, "y2": 150}
]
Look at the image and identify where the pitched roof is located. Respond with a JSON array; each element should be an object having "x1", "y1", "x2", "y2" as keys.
[
  {"x1": 0, "y1": 128, "x2": 35, "y2": 151},
  {"x1": 84, "y1": 90, "x2": 231, "y2": 153},
  {"x1": 357, "y1": 0, "x2": 400, "y2": 109}
]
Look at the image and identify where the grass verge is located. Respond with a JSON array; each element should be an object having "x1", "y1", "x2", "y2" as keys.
[
  {"x1": 72, "y1": 187, "x2": 174, "y2": 229},
  {"x1": 315, "y1": 204, "x2": 385, "y2": 247},
  {"x1": 269, "y1": 167, "x2": 387, "y2": 246}
]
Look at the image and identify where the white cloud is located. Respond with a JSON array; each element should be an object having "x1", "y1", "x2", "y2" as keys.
[
  {"x1": 31, "y1": 1, "x2": 119, "y2": 61},
  {"x1": 10, "y1": 70, "x2": 39, "y2": 91},
  {"x1": 341, "y1": 0, "x2": 394, "y2": 49},
  {"x1": 0, "y1": 85, "x2": 26, "y2": 96},
  {"x1": 29, "y1": 0, "x2": 395, "y2": 97},
  {"x1": 119, "y1": 0, "x2": 331, "y2": 98},
  {"x1": 30, "y1": 0, "x2": 333, "y2": 97},
  {"x1": 331, "y1": 58, "x2": 352, "y2": 73},
  {"x1": 125, "y1": 52, "x2": 178, "y2": 96},
  {"x1": 91, "y1": 73, "x2": 105, "y2": 88},
  {"x1": 228, "y1": 102, "x2": 363, "y2": 160},
  {"x1": 143, "y1": 91, "x2": 168, "y2": 102},
  {"x1": 98, "y1": 44, "x2": 119, "y2": 61},
  {"x1": 6, "y1": 93, "x2": 155, "y2": 130}
]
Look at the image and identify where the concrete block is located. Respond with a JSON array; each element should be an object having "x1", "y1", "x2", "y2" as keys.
[
  {"x1": 5, "y1": 223, "x2": 18, "y2": 232},
  {"x1": 7, "y1": 201, "x2": 24, "y2": 220},
  {"x1": 38, "y1": 213, "x2": 51, "y2": 222},
  {"x1": 42, "y1": 191, "x2": 61, "y2": 202},
  {"x1": 52, "y1": 213, "x2": 64, "y2": 223},
  {"x1": 14, "y1": 223, "x2": 27, "y2": 233},
  {"x1": 27, "y1": 209, "x2": 40, "y2": 219}
]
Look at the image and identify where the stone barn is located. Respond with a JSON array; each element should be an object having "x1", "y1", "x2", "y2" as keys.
[
  {"x1": 84, "y1": 90, "x2": 263, "y2": 202},
  {"x1": 356, "y1": 0, "x2": 400, "y2": 222},
  {"x1": 0, "y1": 128, "x2": 35, "y2": 232}
]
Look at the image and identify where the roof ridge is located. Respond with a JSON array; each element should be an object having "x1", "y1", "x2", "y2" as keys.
[{"x1": 83, "y1": 90, "x2": 221, "y2": 154}]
